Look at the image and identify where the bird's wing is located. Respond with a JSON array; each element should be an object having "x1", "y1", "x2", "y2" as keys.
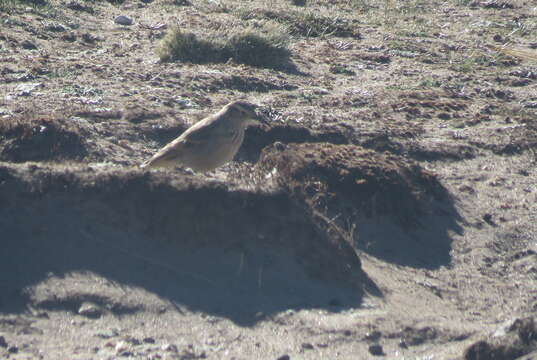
[
  {"x1": 140, "y1": 140, "x2": 182, "y2": 167},
  {"x1": 141, "y1": 113, "x2": 236, "y2": 168},
  {"x1": 181, "y1": 113, "x2": 236, "y2": 144}
]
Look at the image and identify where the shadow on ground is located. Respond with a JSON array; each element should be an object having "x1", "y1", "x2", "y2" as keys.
[
  {"x1": 0, "y1": 163, "x2": 372, "y2": 326},
  {"x1": 256, "y1": 142, "x2": 464, "y2": 269}
]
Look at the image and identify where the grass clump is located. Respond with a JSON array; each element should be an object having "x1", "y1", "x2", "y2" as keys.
[
  {"x1": 157, "y1": 26, "x2": 291, "y2": 70},
  {"x1": 226, "y1": 28, "x2": 290, "y2": 68},
  {"x1": 157, "y1": 28, "x2": 225, "y2": 63},
  {"x1": 0, "y1": 0, "x2": 51, "y2": 14},
  {"x1": 236, "y1": 8, "x2": 359, "y2": 38}
]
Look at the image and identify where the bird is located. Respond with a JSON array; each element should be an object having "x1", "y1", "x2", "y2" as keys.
[{"x1": 141, "y1": 100, "x2": 267, "y2": 172}]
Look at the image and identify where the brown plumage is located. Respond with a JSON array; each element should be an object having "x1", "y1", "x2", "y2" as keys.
[{"x1": 141, "y1": 101, "x2": 267, "y2": 172}]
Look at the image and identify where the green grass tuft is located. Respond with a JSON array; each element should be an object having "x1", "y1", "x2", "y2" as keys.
[
  {"x1": 157, "y1": 26, "x2": 291, "y2": 70},
  {"x1": 157, "y1": 28, "x2": 226, "y2": 63}
]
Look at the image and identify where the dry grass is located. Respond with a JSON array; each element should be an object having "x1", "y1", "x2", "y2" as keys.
[
  {"x1": 236, "y1": 7, "x2": 360, "y2": 38},
  {"x1": 157, "y1": 24, "x2": 291, "y2": 69}
]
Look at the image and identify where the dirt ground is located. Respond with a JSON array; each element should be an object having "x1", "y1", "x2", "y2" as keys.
[{"x1": 1, "y1": 0, "x2": 536, "y2": 359}]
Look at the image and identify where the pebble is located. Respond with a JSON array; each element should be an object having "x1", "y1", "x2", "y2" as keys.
[
  {"x1": 161, "y1": 344, "x2": 178, "y2": 352},
  {"x1": 78, "y1": 302, "x2": 102, "y2": 318},
  {"x1": 15, "y1": 83, "x2": 43, "y2": 97},
  {"x1": 368, "y1": 344, "x2": 384, "y2": 356},
  {"x1": 114, "y1": 15, "x2": 133, "y2": 26},
  {"x1": 21, "y1": 40, "x2": 37, "y2": 49}
]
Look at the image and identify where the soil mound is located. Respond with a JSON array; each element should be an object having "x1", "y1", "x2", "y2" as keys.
[
  {"x1": 0, "y1": 162, "x2": 369, "y2": 321},
  {"x1": 257, "y1": 142, "x2": 461, "y2": 268},
  {"x1": 0, "y1": 117, "x2": 87, "y2": 162}
]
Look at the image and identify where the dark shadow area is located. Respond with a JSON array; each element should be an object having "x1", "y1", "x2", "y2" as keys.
[
  {"x1": 256, "y1": 142, "x2": 464, "y2": 269},
  {"x1": 0, "y1": 163, "x2": 375, "y2": 326},
  {"x1": 0, "y1": 117, "x2": 88, "y2": 163},
  {"x1": 239, "y1": 124, "x2": 349, "y2": 163},
  {"x1": 210, "y1": 75, "x2": 299, "y2": 93}
]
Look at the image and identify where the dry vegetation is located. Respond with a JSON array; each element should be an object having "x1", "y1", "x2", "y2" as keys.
[{"x1": 1, "y1": 0, "x2": 537, "y2": 358}]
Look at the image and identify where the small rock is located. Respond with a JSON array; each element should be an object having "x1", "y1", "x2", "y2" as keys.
[
  {"x1": 0, "y1": 336, "x2": 7, "y2": 348},
  {"x1": 401, "y1": 326, "x2": 437, "y2": 346},
  {"x1": 276, "y1": 355, "x2": 290, "y2": 360},
  {"x1": 301, "y1": 343, "x2": 314, "y2": 350},
  {"x1": 95, "y1": 328, "x2": 120, "y2": 339},
  {"x1": 143, "y1": 337, "x2": 156, "y2": 344},
  {"x1": 66, "y1": 1, "x2": 82, "y2": 9},
  {"x1": 114, "y1": 15, "x2": 133, "y2": 26},
  {"x1": 368, "y1": 344, "x2": 384, "y2": 356},
  {"x1": 8, "y1": 346, "x2": 18, "y2": 354},
  {"x1": 123, "y1": 336, "x2": 141, "y2": 345},
  {"x1": 161, "y1": 344, "x2": 178, "y2": 352},
  {"x1": 45, "y1": 22, "x2": 67, "y2": 32},
  {"x1": 61, "y1": 32, "x2": 77, "y2": 42},
  {"x1": 15, "y1": 82, "x2": 43, "y2": 96},
  {"x1": 81, "y1": 33, "x2": 98, "y2": 43},
  {"x1": 78, "y1": 302, "x2": 102, "y2": 318},
  {"x1": 115, "y1": 341, "x2": 129, "y2": 353},
  {"x1": 483, "y1": 213, "x2": 495, "y2": 226},
  {"x1": 365, "y1": 331, "x2": 382, "y2": 341},
  {"x1": 21, "y1": 40, "x2": 37, "y2": 49}
]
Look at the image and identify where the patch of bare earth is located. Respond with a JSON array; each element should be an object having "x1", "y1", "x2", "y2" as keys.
[{"x1": 1, "y1": 0, "x2": 536, "y2": 358}]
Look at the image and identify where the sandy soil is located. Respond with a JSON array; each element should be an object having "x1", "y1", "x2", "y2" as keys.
[{"x1": 0, "y1": 0, "x2": 536, "y2": 358}]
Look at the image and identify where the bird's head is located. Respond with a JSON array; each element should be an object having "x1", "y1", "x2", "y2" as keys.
[{"x1": 226, "y1": 100, "x2": 269, "y2": 126}]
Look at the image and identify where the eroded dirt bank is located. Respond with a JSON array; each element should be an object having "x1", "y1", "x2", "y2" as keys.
[{"x1": 1, "y1": 0, "x2": 537, "y2": 358}]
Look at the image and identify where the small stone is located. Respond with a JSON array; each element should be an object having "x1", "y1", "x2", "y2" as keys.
[
  {"x1": 0, "y1": 336, "x2": 7, "y2": 348},
  {"x1": 15, "y1": 82, "x2": 43, "y2": 96},
  {"x1": 78, "y1": 302, "x2": 102, "y2": 318},
  {"x1": 276, "y1": 355, "x2": 290, "y2": 360},
  {"x1": 115, "y1": 341, "x2": 131, "y2": 354},
  {"x1": 81, "y1": 33, "x2": 98, "y2": 44},
  {"x1": 365, "y1": 330, "x2": 382, "y2": 341},
  {"x1": 45, "y1": 23, "x2": 67, "y2": 32},
  {"x1": 368, "y1": 344, "x2": 384, "y2": 356},
  {"x1": 61, "y1": 32, "x2": 77, "y2": 42},
  {"x1": 143, "y1": 337, "x2": 156, "y2": 344},
  {"x1": 95, "y1": 328, "x2": 119, "y2": 339},
  {"x1": 21, "y1": 40, "x2": 37, "y2": 49},
  {"x1": 161, "y1": 344, "x2": 178, "y2": 352},
  {"x1": 8, "y1": 346, "x2": 18, "y2": 354},
  {"x1": 123, "y1": 336, "x2": 141, "y2": 345},
  {"x1": 301, "y1": 343, "x2": 314, "y2": 350},
  {"x1": 483, "y1": 213, "x2": 495, "y2": 225},
  {"x1": 114, "y1": 15, "x2": 133, "y2": 26}
]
